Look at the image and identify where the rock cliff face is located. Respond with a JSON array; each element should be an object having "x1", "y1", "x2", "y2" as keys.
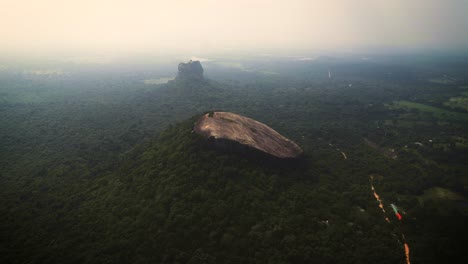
[
  {"x1": 194, "y1": 112, "x2": 303, "y2": 159},
  {"x1": 176, "y1": 60, "x2": 204, "y2": 80}
]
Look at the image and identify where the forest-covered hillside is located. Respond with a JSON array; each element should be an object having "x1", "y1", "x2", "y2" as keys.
[{"x1": 1, "y1": 55, "x2": 467, "y2": 263}]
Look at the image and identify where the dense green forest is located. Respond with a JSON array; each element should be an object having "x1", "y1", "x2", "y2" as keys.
[{"x1": 1, "y1": 55, "x2": 467, "y2": 263}]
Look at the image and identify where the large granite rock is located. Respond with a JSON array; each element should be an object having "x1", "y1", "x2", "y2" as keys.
[
  {"x1": 177, "y1": 60, "x2": 204, "y2": 80},
  {"x1": 194, "y1": 112, "x2": 303, "y2": 159}
]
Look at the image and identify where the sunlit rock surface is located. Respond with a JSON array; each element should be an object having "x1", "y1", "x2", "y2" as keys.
[{"x1": 194, "y1": 112, "x2": 303, "y2": 158}]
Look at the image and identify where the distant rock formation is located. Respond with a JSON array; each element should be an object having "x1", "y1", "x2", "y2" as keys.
[
  {"x1": 176, "y1": 60, "x2": 204, "y2": 81},
  {"x1": 194, "y1": 111, "x2": 303, "y2": 159}
]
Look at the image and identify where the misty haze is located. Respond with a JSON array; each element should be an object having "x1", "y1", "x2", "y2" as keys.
[{"x1": 1, "y1": 1, "x2": 467, "y2": 264}]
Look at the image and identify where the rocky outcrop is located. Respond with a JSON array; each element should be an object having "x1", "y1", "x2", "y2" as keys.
[
  {"x1": 194, "y1": 112, "x2": 303, "y2": 159},
  {"x1": 176, "y1": 60, "x2": 204, "y2": 80}
]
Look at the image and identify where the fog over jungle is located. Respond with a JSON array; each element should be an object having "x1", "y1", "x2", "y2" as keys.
[{"x1": 1, "y1": 0, "x2": 468, "y2": 57}]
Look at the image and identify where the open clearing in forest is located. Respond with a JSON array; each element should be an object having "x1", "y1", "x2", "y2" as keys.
[
  {"x1": 389, "y1": 101, "x2": 468, "y2": 121},
  {"x1": 419, "y1": 187, "x2": 465, "y2": 203},
  {"x1": 444, "y1": 96, "x2": 468, "y2": 111},
  {"x1": 444, "y1": 89, "x2": 468, "y2": 111},
  {"x1": 427, "y1": 77, "x2": 456, "y2": 84},
  {"x1": 143, "y1": 77, "x2": 174, "y2": 85}
]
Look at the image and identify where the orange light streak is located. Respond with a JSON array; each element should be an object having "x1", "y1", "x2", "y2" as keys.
[
  {"x1": 404, "y1": 243, "x2": 411, "y2": 264},
  {"x1": 370, "y1": 177, "x2": 389, "y2": 222},
  {"x1": 369, "y1": 175, "x2": 411, "y2": 262}
]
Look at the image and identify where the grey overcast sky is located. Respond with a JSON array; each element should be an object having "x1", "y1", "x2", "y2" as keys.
[{"x1": 1, "y1": 0, "x2": 467, "y2": 55}]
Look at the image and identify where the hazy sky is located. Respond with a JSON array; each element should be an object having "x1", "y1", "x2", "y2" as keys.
[{"x1": 1, "y1": 0, "x2": 467, "y2": 56}]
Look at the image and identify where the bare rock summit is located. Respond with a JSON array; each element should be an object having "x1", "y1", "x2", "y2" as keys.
[{"x1": 194, "y1": 111, "x2": 303, "y2": 159}]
